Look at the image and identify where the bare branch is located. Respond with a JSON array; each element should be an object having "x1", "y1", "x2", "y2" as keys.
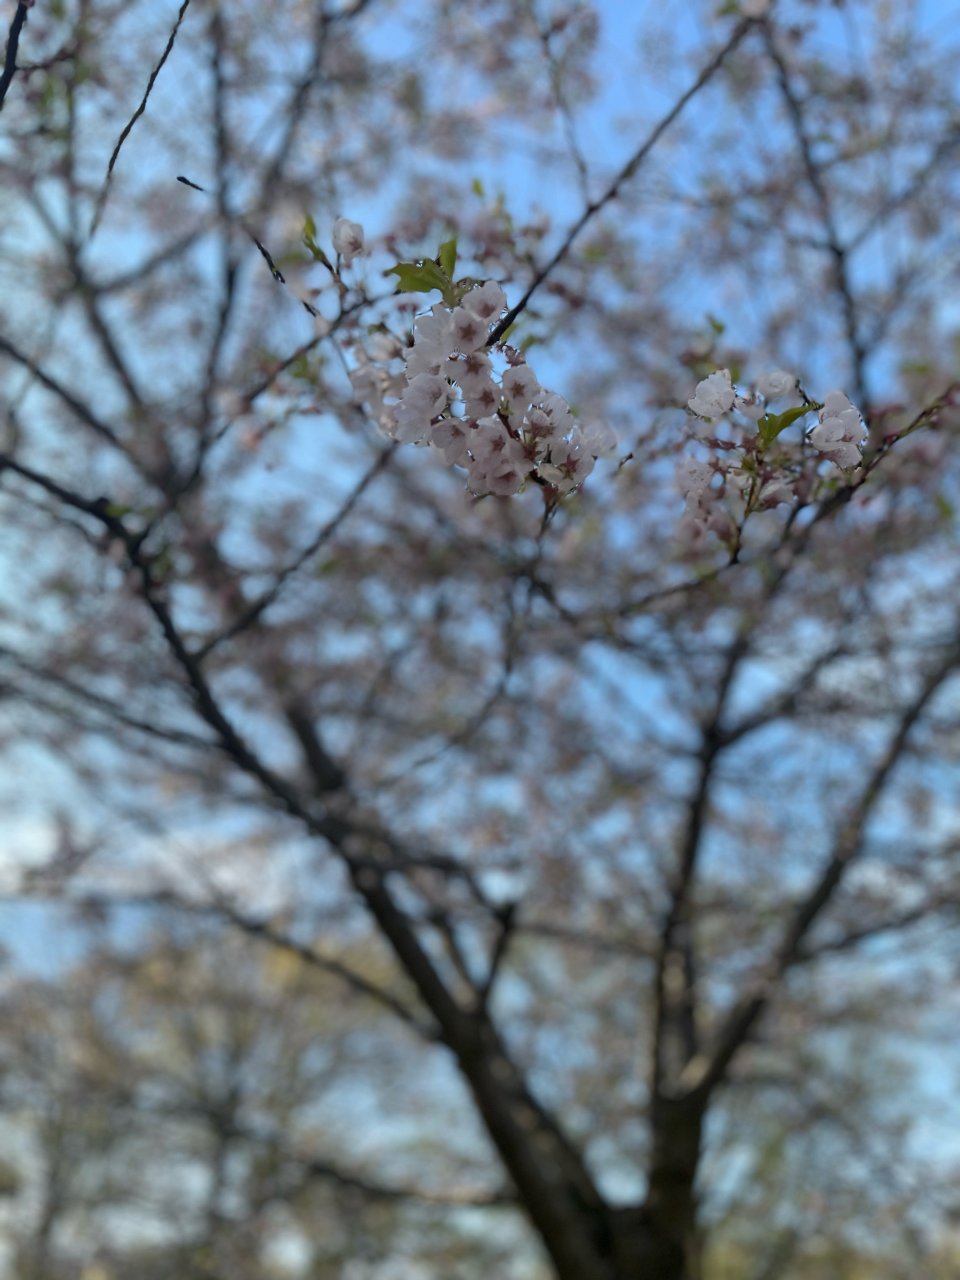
[
  {"x1": 684, "y1": 639, "x2": 960, "y2": 1098},
  {"x1": 763, "y1": 23, "x2": 870, "y2": 414},
  {"x1": 0, "y1": 0, "x2": 30, "y2": 112},
  {"x1": 89, "y1": 0, "x2": 193, "y2": 238},
  {"x1": 0, "y1": 333, "x2": 130, "y2": 452},
  {"x1": 196, "y1": 446, "x2": 395, "y2": 659},
  {"x1": 488, "y1": 19, "x2": 754, "y2": 345}
]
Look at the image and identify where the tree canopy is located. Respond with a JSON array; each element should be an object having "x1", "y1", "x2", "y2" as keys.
[{"x1": 1, "y1": 1, "x2": 960, "y2": 1277}]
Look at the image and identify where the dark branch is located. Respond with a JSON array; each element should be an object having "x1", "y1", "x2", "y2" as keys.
[
  {"x1": 0, "y1": 1, "x2": 29, "y2": 113},
  {"x1": 684, "y1": 639, "x2": 960, "y2": 1098},
  {"x1": 196, "y1": 447, "x2": 394, "y2": 659},
  {"x1": 487, "y1": 19, "x2": 754, "y2": 345},
  {"x1": 89, "y1": 0, "x2": 193, "y2": 237},
  {"x1": 763, "y1": 23, "x2": 870, "y2": 415}
]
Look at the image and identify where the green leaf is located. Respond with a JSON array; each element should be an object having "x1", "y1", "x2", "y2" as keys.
[
  {"x1": 471, "y1": 177, "x2": 485, "y2": 198},
  {"x1": 385, "y1": 259, "x2": 451, "y2": 297},
  {"x1": 758, "y1": 404, "x2": 815, "y2": 446},
  {"x1": 302, "y1": 215, "x2": 333, "y2": 270},
  {"x1": 437, "y1": 237, "x2": 457, "y2": 279},
  {"x1": 935, "y1": 493, "x2": 955, "y2": 522}
]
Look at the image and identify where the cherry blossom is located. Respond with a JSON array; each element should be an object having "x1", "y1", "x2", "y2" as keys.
[
  {"x1": 809, "y1": 390, "x2": 865, "y2": 469},
  {"x1": 462, "y1": 280, "x2": 507, "y2": 322},
  {"x1": 757, "y1": 369, "x2": 796, "y2": 400},
  {"x1": 734, "y1": 393, "x2": 765, "y2": 422},
  {"x1": 675, "y1": 457, "x2": 734, "y2": 547},
  {"x1": 502, "y1": 364, "x2": 541, "y2": 410},
  {"x1": 688, "y1": 370, "x2": 735, "y2": 420},
  {"x1": 757, "y1": 476, "x2": 795, "y2": 507},
  {"x1": 332, "y1": 217, "x2": 365, "y2": 266},
  {"x1": 350, "y1": 280, "x2": 617, "y2": 498}
]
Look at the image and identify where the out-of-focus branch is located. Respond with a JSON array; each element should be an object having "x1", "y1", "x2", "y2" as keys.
[
  {"x1": 487, "y1": 18, "x2": 755, "y2": 345},
  {"x1": 200, "y1": 1113, "x2": 518, "y2": 1208},
  {"x1": 196, "y1": 446, "x2": 394, "y2": 659},
  {"x1": 476, "y1": 900, "x2": 517, "y2": 1012},
  {"x1": 796, "y1": 894, "x2": 960, "y2": 963},
  {"x1": 0, "y1": 447, "x2": 613, "y2": 1278},
  {"x1": 0, "y1": 643, "x2": 214, "y2": 749},
  {"x1": 763, "y1": 23, "x2": 870, "y2": 415},
  {"x1": 651, "y1": 622, "x2": 753, "y2": 1097},
  {"x1": 525, "y1": 0, "x2": 591, "y2": 201},
  {"x1": 208, "y1": 892, "x2": 438, "y2": 1042},
  {"x1": 683, "y1": 638, "x2": 960, "y2": 1098},
  {"x1": 199, "y1": 6, "x2": 239, "y2": 429},
  {"x1": 0, "y1": 333, "x2": 130, "y2": 453}
]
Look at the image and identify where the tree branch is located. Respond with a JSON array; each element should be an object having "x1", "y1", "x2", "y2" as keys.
[
  {"x1": 487, "y1": 19, "x2": 754, "y2": 345},
  {"x1": 89, "y1": 0, "x2": 193, "y2": 238},
  {"x1": 0, "y1": 0, "x2": 30, "y2": 113},
  {"x1": 763, "y1": 23, "x2": 870, "y2": 414},
  {"x1": 683, "y1": 639, "x2": 960, "y2": 1098}
]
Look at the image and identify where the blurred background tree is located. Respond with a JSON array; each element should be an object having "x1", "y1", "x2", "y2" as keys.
[{"x1": 1, "y1": 0, "x2": 960, "y2": 1276}]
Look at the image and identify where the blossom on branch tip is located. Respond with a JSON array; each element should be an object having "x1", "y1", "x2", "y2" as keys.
[
  {"x1": 689, "y1": 370, "x2": 735, "y2": 420},
  {"x1": 809, "y1": 390, "x2": 865, "y2": 469},
  {"x1": 501, "y1": 364, "x2": 541, "y2": 410},
  {"x1": 392, "y1": 373, "x2": 451, "y2": 443},
  {"x1": 467, "y1": 418, "x2": 526, "y2": 496},
  {"x1": 332, "y1": 217, "x2": 365, "y2": 266},
  {"x1": 676, "y1": 457, "x2": 715, "y2": 502},
  {"x1": 580, "y1": 420, "x2": 618, "y2": 458},
  {"x1": 757, "y1": 369, "x2": 796, "y2": 401},
  {"x1": 462, "y1": 280, "x2": 507, "y2": 322},
  {"x1": 734, "y1": 393, "x2": 764, "y2": 422}
]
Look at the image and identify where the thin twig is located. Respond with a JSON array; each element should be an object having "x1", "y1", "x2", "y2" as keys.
[
  {"x1": 476, "y1": 901, "x2": 517, "y2": 1012},
  {"x1": 763, "y1": 24, "x2": 870, "y2": 415},
  {"x1": 88, "y1": 0, "x2": 193, "y2": 238},
  {"x1": 0, "y1": 643, "x2": 214, "y2": 749},
  {"x1": 527, "y1": 0, "x2": 591, "y2": 201},
  {"x1": 196, "y1": 447, "x2": 395, "y2": 660},
  {"x1": 210, "y1": 892, "x2": 438, "y2": 1041},
  {"x1": 0, "y1": 332, "x2": 129, "y2": 451},
  {"x1": 682, "y1": 638, "x2": 960, "y2": 1099},
  {"x1": 487, "y1": 20, "x2": 753, "y2": 345}
]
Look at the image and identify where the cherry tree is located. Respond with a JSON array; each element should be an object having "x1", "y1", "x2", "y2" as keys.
[{"x1": 2, "y1": 0, "x2": 960, "y2": 1276}]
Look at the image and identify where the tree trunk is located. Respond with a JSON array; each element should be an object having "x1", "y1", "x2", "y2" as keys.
[
  {"x1": 607, "y1": 1209, "x2": 703, "y2": 1280},
  {"x1": 603, "y1": 1096, "x2": 706, "y2": 1280}
]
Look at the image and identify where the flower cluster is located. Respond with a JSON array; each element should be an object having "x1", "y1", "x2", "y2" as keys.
[
  {"x1": 687, "y1": 367, "x2": 797, "y2": 426},
  {"x1": 677, "y1": 368, "x2": 866, "y2": 548},
  {"x1": 687, "y1": 368, "x2": 864, "y2": 471},
  {"x1": 351, "y1": 274, "x2": 616, "y2": 497},
  {"x1": 809, "y1": 390, "x2": 866, "y2": 469},
  {"x1": 676, "y1": 457, "x2": 733, "y2": 548}
]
